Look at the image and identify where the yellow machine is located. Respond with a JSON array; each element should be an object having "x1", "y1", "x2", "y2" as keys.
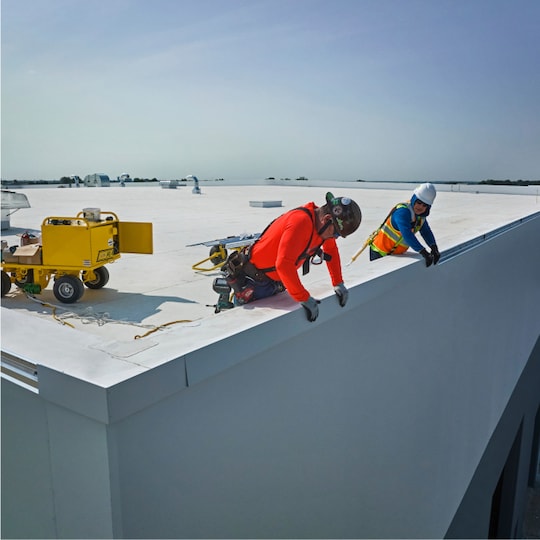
[{"x1": 1, "y1": 210, "x2": 153, "y2": 303}]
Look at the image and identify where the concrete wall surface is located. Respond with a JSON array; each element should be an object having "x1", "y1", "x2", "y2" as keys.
[
  {"x1": 445, "y1": 336, "x2": 540, "y2": 538},
  {"x1": 2, "y1": 215, "x2": 539, "y2": 539}
]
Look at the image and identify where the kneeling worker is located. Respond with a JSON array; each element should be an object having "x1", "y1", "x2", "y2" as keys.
[
  {"x1": 220, "y1": 192, "x2": 362, "y2": 322},
  {"x1": 369, "y1": 182, "x2": 440, "y2": 266}
]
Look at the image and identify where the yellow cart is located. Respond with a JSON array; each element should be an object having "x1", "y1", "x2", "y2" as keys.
[{"x1": 1, "y1": 210, "x2": 153, "y2": 303}]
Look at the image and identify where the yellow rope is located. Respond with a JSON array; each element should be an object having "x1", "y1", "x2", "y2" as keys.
[
  {"x1": 50, "y1": 304, "x2": 76, "y2": 328},
  {"x1": 26, "y1": 294, "x2": 76, "y2": 328},
  {"x1": 24, "y1": 293, "x2": 194, "y2": 336},
  {"x1": 134, "y1": 320, "x2": 194, "y2": 339}
]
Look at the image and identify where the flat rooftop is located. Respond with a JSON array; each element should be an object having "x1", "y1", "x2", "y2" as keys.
[{"x1": 1, "y1": 182, "x2": 539, "y2": 388}]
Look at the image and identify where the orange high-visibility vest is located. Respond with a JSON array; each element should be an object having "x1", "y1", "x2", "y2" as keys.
[{"x1": 371, "y1": 203, "x2": 424, "y2": 256}]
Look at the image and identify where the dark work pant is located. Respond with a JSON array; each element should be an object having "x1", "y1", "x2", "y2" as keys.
[{"x1": 369, "y1": 247, "x2": 384, "y2": 261}]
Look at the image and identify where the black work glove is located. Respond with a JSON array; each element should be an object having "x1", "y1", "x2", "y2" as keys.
[
  {"x1": 334, "y1": 282, "x2": 349, "y2": 307},
  {"x1": 301, "y1": 296, "x2": 320, "y2": 322},
  {"x1": 430, "y1": 244, "x2": 440, "y2": 265},
  {"x1": 420, "y1": 248, "x2": 434, "y2": 268}
]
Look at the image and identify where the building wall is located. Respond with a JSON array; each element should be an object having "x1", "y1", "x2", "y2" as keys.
[
  {"x1": 1, "y1": 382, "x2": 117, "y2": 539},
  {"x1": 2, "y1": 216, "x2": 539, "y2": 539},
  {"x1": 1, "y1": 383, "x2": 56, "y2": 539},
  {"x1": 446, "y1": 340, "x2": 540, "y2": 538}
]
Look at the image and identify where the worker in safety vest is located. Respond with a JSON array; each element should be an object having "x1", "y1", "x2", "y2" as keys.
[
  {"x1": 220, "y1": 192, "x2": 362, "y2": 322},
  {"x1": 369, "y1": 183, "x2": 440, "y2": 267}
]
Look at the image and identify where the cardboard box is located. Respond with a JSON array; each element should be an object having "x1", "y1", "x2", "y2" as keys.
[
  {"x1": 14, "y1": 244, "x2": 42, "y2": 265},
  {"x1": 1, "y1": 247, "x2": 18, "y2": 263}
]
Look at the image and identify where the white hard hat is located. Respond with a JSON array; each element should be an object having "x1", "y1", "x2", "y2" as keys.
[{"x1": 413, "y1": 183, "x2": 437, "y2": 206}]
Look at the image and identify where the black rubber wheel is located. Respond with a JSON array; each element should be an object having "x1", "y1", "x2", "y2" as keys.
[
  {"x1": 53, "y1": 275, "x2": 85, "y2": 304},
  {"x1": 209, "y1": 245, "x2": 227, "y2": 266},
  {"x1": 13, "y1": 269, "x2": 34, "y2": 288},
  {"x1": 84, "y1": 266, "x2": 110, "y2": 289},
  {"x1": 1, "y1": 271, "x2": 11, "y2": 297}
]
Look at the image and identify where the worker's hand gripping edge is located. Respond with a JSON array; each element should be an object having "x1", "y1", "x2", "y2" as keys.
[
  {"x1": 333, "y1": 282, "x2": 348, "y2": 307},
  {"x1": 420, "y1": 248, "x2": 434, "y2": 267},
  {"x1": 301, "y1": 296, "x2": 320, "y2": 322},
  {"x1": 430, "y1": 244, "x2": 440, "y2": 265}
]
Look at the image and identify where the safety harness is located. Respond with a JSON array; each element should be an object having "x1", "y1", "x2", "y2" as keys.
[
  {"x1": 370, "y1": 203, "x2": 424, "y2": 256},
  {"x1": 247, "y1": 206, "x2": 330, "y2": 278}
]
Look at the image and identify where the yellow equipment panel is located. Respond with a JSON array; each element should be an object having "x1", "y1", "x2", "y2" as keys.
[
  {"x1": 117, "y1": 222, "x2": 153, "y2": 254},
  {"x1": 41, "y1": 218, "x2": 119, "y2": 268}
]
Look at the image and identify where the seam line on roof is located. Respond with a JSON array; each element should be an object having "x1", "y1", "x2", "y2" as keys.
[{"x1": 440, "y1": 211, "x2": 540, "y2": 264}]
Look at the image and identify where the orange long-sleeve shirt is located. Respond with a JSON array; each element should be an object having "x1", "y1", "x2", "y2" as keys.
[{"x1": 249, "y1": 203, "x2": 343, "y2": 302}]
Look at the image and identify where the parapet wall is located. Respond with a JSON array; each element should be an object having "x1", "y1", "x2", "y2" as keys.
[{"x1": 2, "y1": 214, "x2": 539, "y2": 539}]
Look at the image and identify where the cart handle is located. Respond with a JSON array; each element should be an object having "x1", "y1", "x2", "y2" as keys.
[
  {"x1": 75, "y1": 210, "x2": 119, "y2": 221},
  {"x1": 41, "y1": 211, "x2": 120, "y2": 227}
]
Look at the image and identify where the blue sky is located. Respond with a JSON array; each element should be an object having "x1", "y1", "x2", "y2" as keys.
[{"x1": 2, "y1": 0, "x2": 539, "y2": 182}]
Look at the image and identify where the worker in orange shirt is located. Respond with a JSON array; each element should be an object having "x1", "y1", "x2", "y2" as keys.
[{"x1": 219, "y1": 192, "x2": 362, "y2": 322}]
